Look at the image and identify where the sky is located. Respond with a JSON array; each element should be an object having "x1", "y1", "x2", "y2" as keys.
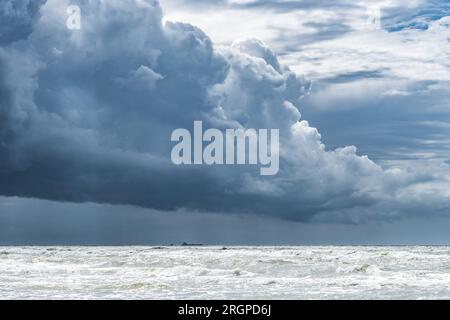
[{"x1": 0, "y1": 0, "x2": 449, "y2": 245}]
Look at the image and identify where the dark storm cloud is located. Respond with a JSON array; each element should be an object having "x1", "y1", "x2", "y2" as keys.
[
  {"x1": 0, "y1": 0, "x2": 46, "y2": 44},
  {"x1": 0, "y1": 0, "x2": 449, "y2": 223}
]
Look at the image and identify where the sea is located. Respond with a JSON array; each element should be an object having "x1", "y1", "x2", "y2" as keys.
[{"x1": 0, "y1": 246, "x2": 449, "y2": 299}]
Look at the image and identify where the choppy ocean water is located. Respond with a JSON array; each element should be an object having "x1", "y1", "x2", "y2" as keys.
[{"x1": 1, "y1": 246, "x2": 449, "y2": 299}]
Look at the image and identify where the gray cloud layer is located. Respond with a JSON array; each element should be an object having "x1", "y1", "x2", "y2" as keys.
[
  {"x1": 1, "y1": 0, "x2": 449, "y2": 223},
  {"x1": 3, "y1": 196, "x2": 450, "y2": 245}
]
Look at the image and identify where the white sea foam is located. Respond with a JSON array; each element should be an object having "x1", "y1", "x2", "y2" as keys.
[{"x1": 0, "y1": 246, "x2": 449, "y2": 299}]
